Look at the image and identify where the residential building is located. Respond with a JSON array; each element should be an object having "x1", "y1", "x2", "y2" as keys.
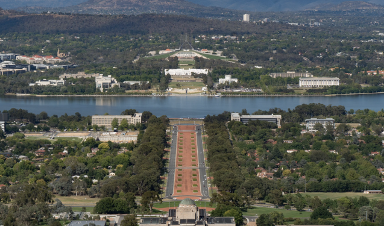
[
  {"x1": 95, "y1": 75, "x2": 120, "y2": 92},
  {"x1": 59, "y1": 72, "x2": 101, "y2": 79},
  {"x1": 299, "y1": 77, "x2": 340, "y2": 88},
  {"x1": 92, "y1": 113, "x2": 142, "y2": 128},
  {"x1": 243, "y1": 14, "x2": 250, "y2": 22},
  {"x1": 231, "y1": 113, "x2": 282, "y2": 127},
  {"x1": 0, "y1": 113, "x2": 8, "y2": 132},
  {"x1": 287, "y1": 149, "x2": 298, "y2": 153},
  {"x1": 29, "y1": 79, "x2": 65, "y2": 86},
  {"x1": 140, "y1": 198, "x2": 235, "y2": 226},
  {"x1": 219, "y1": 75, "x2": 238, "y2": 84},
  {"x1": 305, "y1": 118, "x2": 335, "y2": 131},
  {"x1": 269, "y1": 71, "x2": 313, "y2": 78},
  {"x1": 164, "y1": 69, "x2": 209, "y2": 77}
]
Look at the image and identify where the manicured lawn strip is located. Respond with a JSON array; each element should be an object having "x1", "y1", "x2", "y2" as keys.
[
  {"x1": 243, "y1": 207, "x2": 311, "y2": 218},
  {"x1": 153, "y1": 201, "x2": 210, "y2": 208},
  {"x1": 301, "y1": 192, "x2": 384, "y2": 201},
  {"x1": 71, "y1": 207, "x2": 94, "y2": 212}
]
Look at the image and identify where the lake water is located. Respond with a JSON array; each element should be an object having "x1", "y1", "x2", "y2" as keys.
[{"x1": 0, "y1": 94, "x2": 383, "y2": 118}]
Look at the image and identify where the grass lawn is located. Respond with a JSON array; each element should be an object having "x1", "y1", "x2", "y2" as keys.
[
  {"x1": 244, "y1": 207, "x2": 311, "y2": 218},
  {"x1": 39, "y1": 220, "x2": 69, "y2": 225},
  {"x1": 71, "y1": 206, "x2": 94, "y2": 212},
  {"x1": 55, "y1": 196, "x2": 100, "y2": 206},
  {"x1": 194, "y1": 51, "x2": 226, "y2": 60},
  {"x1": 300, "y1": 192, "x2": 384, "y2": 201},
  {"x1": 25, "y1": 136, "x2": 51, "y2": 141},
  {"x1": 153, "y1": 201, "x2": 210, "y2": 208},
  {"x1": 146, "y1": 51, "x2": 178, "y2": 59},
  {"x1": 169, "y1": 82, "x2": 205, "y2": 89}
]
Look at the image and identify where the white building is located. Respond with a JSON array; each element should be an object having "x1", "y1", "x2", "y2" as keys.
[
  {"x1": 123, "y1": 81, "x2": 149, "y2": 86},
  {"x1": 243, "y1": 14, "x2": 250, "y2": 22},
  {"x1": 164, "y1": 69, "x2": 209, "y2": 77},
  {"x1": 299, "y1": 77, "x2": 339, "y2": 88},
  {"x1": 92, "y1": 113, "x2": 142, "y2": 128},
  {"x1": 29, "y1": 79, "x2": 65, "y2": 86},
  {"x1": 95, "y1": 75, "x2": 120, "y2": 92},
  {"x1": 305, "y1": 118, "x2": 335, "y2": 131},
  {"x1": 16, "y1": 55, "x2": 63, "y2": 64},
  {"x1": 59, "y1": 72, "x2": 100, "y2": 79},
  {"x1": 231, "y1": 113, "x2": 282, "y2": 127},
  {"x1": 270, "y1": 71, "x2": 313, "y2": 78},
  {"x1": 219, "y1": 75, "x2": 238, "y2": 84},
  {"x1": 0, "y1": 113, "x2": 8, "y2": 132}
]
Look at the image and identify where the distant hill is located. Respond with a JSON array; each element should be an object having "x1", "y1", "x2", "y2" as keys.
[
  {"x1": 185, "y1": 0, "x2": 384, "y2": 11},
  {"x1": 0, "y1": 0, "x2": 87, "y2": 9},
  {"x1": 11, "y1": 0, "x2": 246, "y2": 19},
  {"x1": 308, "y1": 1, "x2": 384, "y2": 11}
]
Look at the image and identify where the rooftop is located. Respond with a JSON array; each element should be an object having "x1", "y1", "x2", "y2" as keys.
[{"x1": 179, "y1": 198, "x2": 196, "y2": 206}]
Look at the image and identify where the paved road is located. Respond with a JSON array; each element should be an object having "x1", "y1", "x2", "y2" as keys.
[
  {"x1": 196, "y1": 125, "x2": 209, "y2": 199},
  {"x1": 165, "y1": 125, "x2": 178, "y2": 198}
]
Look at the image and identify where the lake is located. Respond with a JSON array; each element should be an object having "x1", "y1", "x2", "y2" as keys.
[{"x1": 0, "y1": 94, "x2": 383, "y2": 118}]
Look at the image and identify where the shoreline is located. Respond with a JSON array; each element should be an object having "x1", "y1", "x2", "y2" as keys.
[{"x1": 5, "y1": 92, "x2": 384, "y2": 97}]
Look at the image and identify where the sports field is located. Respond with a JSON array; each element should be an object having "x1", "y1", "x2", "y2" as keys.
[
  {"x1": 243, "y1": 207, "x2": 312, "y2": 218},
  {"x1": 300, "y1": 192, "x2": 384, "y2": 200}
]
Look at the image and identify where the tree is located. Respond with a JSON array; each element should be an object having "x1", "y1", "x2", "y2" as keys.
[
  {"x1": 111, "y1": 118, "x2": 119, "y2": 129},
  {"x1": 0, "y1": 127, "x2": 5, "y2": 139},
  {"x1": 223, "y1": 209, "x2": 243, "y2": 226},
  {"x1": 121, "y1": 109, "x2": 137, "y2": 115},
  {"x1": 94, "y1": 197, "x2": 114, "y2": 214},
  {"x1": 141, "y1": 191, "x2": 161, "y2": 213},
  {"x1": 121, "y1": 214, "x2": 138, "y2": 226},
  {"x1": 294, "y1": 194, "x2": 306, "y2": 212},
  {"x1": 267, "y1": 189, "x2": 283, "y2": 207},
  {"x1": 120, "y1": 119, "x2": 129, "y2": 130},
  {"x1": 311, "y1": 206, "x2": 333, "y2": 220},
  {"x1": 256, "y1": 214, "x2": 273, "y2": 226}
]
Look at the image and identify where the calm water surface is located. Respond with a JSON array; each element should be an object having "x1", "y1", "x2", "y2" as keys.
[{"x1": 0, "y1": 95, "x2": 384, "y2": 118}]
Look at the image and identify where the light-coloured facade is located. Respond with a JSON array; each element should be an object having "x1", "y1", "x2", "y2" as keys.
[
  {"x1": 29, "y1": 79, "x2": 65, "y2": 86},
  {"x1": 219, "y1": 75, "x2": 238, "y2": 84},
  {"x1": 17, "y1": 55, "x2": 63, "y2": 64},
  {"x1": 97, "y1": 131, "x2": 139, "y2": 143},
  {"x1": 0, "y1": 113, "x2": 8, "y2": 132},
  {"x1": 270, "y1": 71, "x2": 313, "y2": 78},
  {"x1": 95, "y1": 75, "x2": 120, "y2": 92},
  {"x1": 243, "y1": 14, "x2": 250, "y2": 22},
  {"x1": 59, "y1": 72, "x2": 100, "y2": 79},
  {"x1": 140, "y1": 199, "x2": 235, "y2": 226},
  {"x1": 231, "y1": 113, "x2": 282, "y2": 127},
  {"x1": 305, "y1": 118, "x2": 335, "y2": 131},
  {"x1": 299, "y1": 77, "x2": 339, "y2": 88},
  {"x1": 123, "y1": 81, "x2": 149, "y2": 85},
  {"x1": 92, "y1": 113, "x2": 142, "y2": 128},
  {"x1": 165, "y1": 69, "x2": 209, "y2": 77}
]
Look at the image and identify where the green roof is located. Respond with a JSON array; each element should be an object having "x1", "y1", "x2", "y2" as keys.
[{"x1": 179, "y1": 198, "x2": 195, "y2": 206}]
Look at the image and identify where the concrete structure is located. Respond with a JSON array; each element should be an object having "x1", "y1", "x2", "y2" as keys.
[
  {"x1": 68, "y1": 221, "x2": 106, "y2": 226},
  {"x1": 92, "y1": 113, "x2": 142, "y2": 128},
  {"x1": 305, "y1": 118, "x2": 335, "y2": 131},
  {"x1": 16, "y1": 55, "x2": 63, "y2": 64},
  {"x1": 95, "y1": 75, "x2": 120, "y2": 92},
  {"x1": 299, "y1": 77, "x2": 339, "y2": 88},
  {"x1": 97, "y1": 131, "x2": 139, "y2": 143},
  {"x1": 140, "y1": 199, "x2": 235, "y2": 226},
  {"x1": 0, "y1": 113, "x2": 9, "y2": 132},
  {"x1": 219, "y1": 75, "x2": 238, "y2": 84},
  {"x1": 29, "y1": 79, "x2": 65, "y2": 86},
  {"x1": 231, "y1": 113, "x2": 282, "y2": 127},
  {"x1": 243, "y1": 14, "x2": 250, "y2": 22},
  {"x1": 165, "y1": 69, "x2": 209, "y2": 78},
  {"x1": 364, "y1": 190, "x2": 383, "y2": 194},
  {"x1": 0, "y1": 53, "x2": 18, "y2": 61},
  {"x1": 270, "y1": 71, "x2": 313, "y2": 78},
  {"x1": 59, "y1": 72, "x2": 100, "y2": 79},
  {"x1": 123, "y1": 81, "x2": 149, "y2": 86}
]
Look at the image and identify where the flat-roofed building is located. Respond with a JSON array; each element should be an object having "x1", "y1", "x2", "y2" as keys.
[
  {"x1": 219, "y1": 75, "x2": 238, "y2": 84},
  {"x1": 139, "y1": 199, "x2": 235, "y2": 226},
  {"x1": 92, "y1": 113, "x2": 142, "y2": 128},
  {"x1": 305, "y1": 118, "x2": 335, "y2": 131},
  {"x1": 29, "y1": 79, "x2": 65, "y2": 86},
  {"x1": 0, "y1": 113, "x2": 9, "y2": 132},
  {"x1": 231, "y1": 113, "x2": 281, "y2": 127},
  {"x1": 270, "y1": 71, "x2": 313, "y2": 78},
  {"x1": 95, "y1": 75, "x2": 120, "y2": 92},
  {"x1": 299, "y1": 77, "x2": 339, "y2": 88},
  {"x1": 165, "y1": 69, "x2": 209, "y2": 78},
  {"x1": 59, "y1": 72, "x2": 100, "y2": 79}
]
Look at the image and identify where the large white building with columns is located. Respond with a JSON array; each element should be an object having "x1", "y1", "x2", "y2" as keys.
[{"x1": 299, "y1": 77, "x2": 339, "y2": 88}]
